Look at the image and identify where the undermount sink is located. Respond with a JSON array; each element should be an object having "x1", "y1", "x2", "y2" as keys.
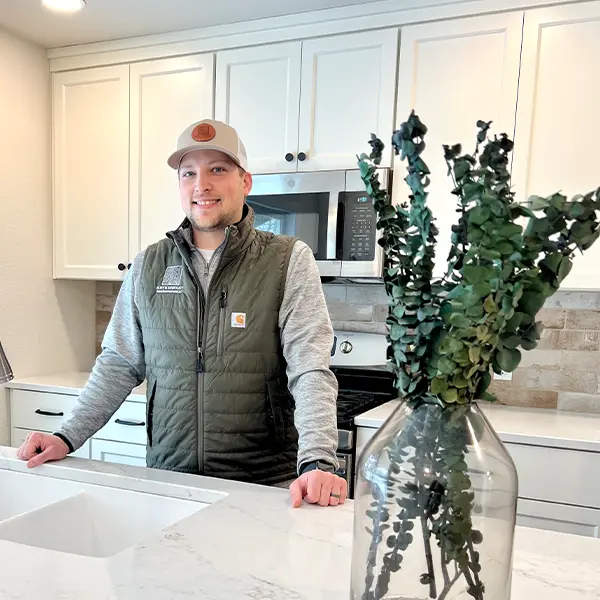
[{"x1": 0, "y1": 468, "x2": 209, "y2": 558}]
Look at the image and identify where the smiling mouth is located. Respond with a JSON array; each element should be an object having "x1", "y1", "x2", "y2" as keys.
[{"x1": 193, "y1": 199, "x2": 220, "y2": 207}]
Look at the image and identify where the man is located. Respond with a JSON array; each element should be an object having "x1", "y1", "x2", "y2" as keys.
[{"x1": 17, "y1": 119, "x2": 347, "y2": 508}]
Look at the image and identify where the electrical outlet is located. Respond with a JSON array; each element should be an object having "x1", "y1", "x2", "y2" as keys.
[{"x1": 493, "y1": 371, "x2": 512, "y2": 381}]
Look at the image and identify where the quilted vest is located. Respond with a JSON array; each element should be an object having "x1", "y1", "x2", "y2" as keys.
[{"x1": 137, "y1": 207, "x2": 299, "y2": 484}]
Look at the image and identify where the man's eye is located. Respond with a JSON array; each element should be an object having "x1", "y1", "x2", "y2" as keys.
[
  {"x1": 182, "y1": 171, "x2": 194, "y2": 178},
  {"x1": 212, "y1": 167, "x2": 225, "y2": 173}
]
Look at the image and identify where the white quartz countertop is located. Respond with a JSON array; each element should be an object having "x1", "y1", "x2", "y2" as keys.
[
  {"x1": 355, "y1": 400, "x2": 600, "y2": 452},
  {"x1": 4, "y1": 371, "x2": 147, "y2": 398},
  {"x1": 1, "y1": 445, "x2": 600, "y2": 599}
]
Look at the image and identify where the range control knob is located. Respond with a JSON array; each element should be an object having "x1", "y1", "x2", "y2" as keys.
[{"x1": 340, "y1": 341, "x2": 353, "y2": 354}]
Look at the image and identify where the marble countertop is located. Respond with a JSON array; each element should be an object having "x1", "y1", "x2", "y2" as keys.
[
  {"x1": 355, "y1": 400, "x2": 600, "y2": 452},
  {"x1": 1, "y1": 445, "x2": 600, "y2": 599},
  {"x1": 4, "y1": 371, "x2": 147, "y2": 398}
]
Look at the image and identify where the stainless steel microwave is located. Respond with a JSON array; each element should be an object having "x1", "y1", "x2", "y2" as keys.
[{"x1": 246, "y1": 168, "x2": 391, "y2": 278}]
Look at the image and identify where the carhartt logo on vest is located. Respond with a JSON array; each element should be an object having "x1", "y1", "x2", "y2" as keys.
[
  {"x1": 156, "y1": 265, "x2": 184, "y2": 294},
  {"x1": 231, "y1": 312, "x2": 246, "y2": 328}
]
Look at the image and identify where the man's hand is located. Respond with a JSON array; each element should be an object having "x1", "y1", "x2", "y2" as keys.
[
  {"x1": 16, "y1": 432, "x2": 69, "y2": 468},
  {"x1": 289, "y1": 470, "x2": 348, "y2": 508}
]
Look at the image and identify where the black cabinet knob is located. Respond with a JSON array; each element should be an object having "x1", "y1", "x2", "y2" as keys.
[
  {"x1": 285, "y1": 152, "x2": 294, "y2": 162},
  {"x1": 127, "y1": 263, "x2": 132, "y2": 270},
  {"x1": 298, "y1": 152, "x2": 307, "y2": 162},
  {"x1": 118, "y1": 263, "x2": 126, "y2": 271}
]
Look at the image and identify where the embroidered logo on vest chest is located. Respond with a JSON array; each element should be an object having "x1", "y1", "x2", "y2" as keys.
[{"x1": 156, "y1": 265, "x2": 184, "y2": 294}]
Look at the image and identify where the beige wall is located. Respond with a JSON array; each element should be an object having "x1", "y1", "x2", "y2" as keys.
[{"x1": 0, "y1": 27, "x2": 96, "y2": 445}]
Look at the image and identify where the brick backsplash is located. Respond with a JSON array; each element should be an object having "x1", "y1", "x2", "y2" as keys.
[{"x1": 96, "y1": 282, "x2": 600, "y2": 414}]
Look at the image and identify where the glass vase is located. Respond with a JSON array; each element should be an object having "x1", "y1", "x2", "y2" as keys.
[{"x1": 351, "y1": 400, "x2": 518, "y2": 600}]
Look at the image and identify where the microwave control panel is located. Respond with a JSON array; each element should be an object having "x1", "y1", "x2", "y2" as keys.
[{"x1": 342, "y1": 192, "x2": 377, "y2": 261}]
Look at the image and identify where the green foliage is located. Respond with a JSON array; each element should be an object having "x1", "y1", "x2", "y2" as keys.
[
  {"x1": 357, "y1": 111, "x2": 600, "y2": 600},
  {"x1": 359, "y1": 111, "x2": 600, "y2": 409}
]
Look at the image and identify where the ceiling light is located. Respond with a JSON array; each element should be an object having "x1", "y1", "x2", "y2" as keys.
[{"x1": 41, "y1": 0, "x2": 86, "y2": 13}]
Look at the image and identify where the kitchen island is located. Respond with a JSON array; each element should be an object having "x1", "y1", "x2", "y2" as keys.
[{"x1": 1, "y1": 446, "x2": 599, "y2": 599}]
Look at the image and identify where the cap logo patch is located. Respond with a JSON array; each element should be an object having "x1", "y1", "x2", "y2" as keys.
[{"x1": 191, "y1": 123, "x2": 216, "y2": 142}]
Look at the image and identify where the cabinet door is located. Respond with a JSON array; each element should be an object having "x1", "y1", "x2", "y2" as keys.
[
  {"x1": 215, "y1": 43, "x2": 301, "y2": 174},
  {"x1": 512, "y1": 2, "x2": 600, "y2": 290},
  {"x1": 53, "y1": 65, "x2": 130, "y2": 280},
  {"x1": 90, "y1": 439, "x2": 146, "y2": 467},
  {"x1": 130, "y1": 55, "x2": 214, "y2": 253},
  {"x1": 298, "y1": 29, "x2": 398, "y2": 172},
  {"x1": 395, "y1": 13, "x2": 523, "y2": 278}
]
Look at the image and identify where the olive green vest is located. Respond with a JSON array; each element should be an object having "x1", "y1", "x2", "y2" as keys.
[{"x1": 137, "y1": 207, "x2": 299, "y2": 484}]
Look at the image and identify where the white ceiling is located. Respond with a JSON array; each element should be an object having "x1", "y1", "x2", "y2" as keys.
[{"x1": 0, "y1": 0, "x2": 386, "y2": 49}]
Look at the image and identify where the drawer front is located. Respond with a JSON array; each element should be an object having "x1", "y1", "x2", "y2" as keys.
[
  {"x1": 10, "y1": 389, "x2": 78, "y2": 431},
  {"x1": 505, "y1": 442, "x2": 600, "y2": 509},
  {"x1": 95, "y1": 401, "x2": 147, "y2": 445},
  {"x1": 10, "y1": 427, "x2": 91, "y2": 460},
  {"x1": 517, "y1": 498, "x2": 600, "y2": 538},
  {"x1": 90, "y1": 439, "x2": 146, "y2": 467}
]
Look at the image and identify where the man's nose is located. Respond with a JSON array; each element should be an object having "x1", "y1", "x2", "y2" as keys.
[{"x1": 195, "y1": 173, "x2": 212, "y2": 192}]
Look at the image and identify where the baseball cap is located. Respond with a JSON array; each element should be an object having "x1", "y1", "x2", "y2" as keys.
[{"x1": 167, "y1": 118, "x2": 248, "y2": 171}]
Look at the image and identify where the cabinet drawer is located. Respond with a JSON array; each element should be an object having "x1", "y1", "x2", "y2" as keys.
[
  {"x1": 91, "y1": 439, "x2": 146, "y2": 467},
  {"x1": 517, "y1": 498, "x2": 600, "y2": 538},
  {"x1": 505, "y1": 442, "x2": 600, "y2": 509},
  {"x1": 95, "y1": 401, "x2": 147, "y2": 445},
  {"x1": 10, "y1": 389, "x2": 78, "y2": 431},
  {"x1": 10, "y1": 427, "x2": 90, "y2": 460}
]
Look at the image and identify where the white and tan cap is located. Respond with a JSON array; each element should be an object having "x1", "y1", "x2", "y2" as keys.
[{"x1": 167, "y1": 118, "x2": 248, "y2": 171}]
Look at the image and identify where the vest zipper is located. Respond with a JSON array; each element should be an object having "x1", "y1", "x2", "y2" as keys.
[{"x1": 217, "y1": 288, "x2": 228, "y2": 356}]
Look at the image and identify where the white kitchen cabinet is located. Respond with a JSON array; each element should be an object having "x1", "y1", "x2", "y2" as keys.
[
  {"x1": 130, "y1": 55, "x2": 214, "y2": 253},
  {"x1": 53, "y1": 54, "x2": 215, "y2": 280},
  {"x1": 94, "y1": 399, "x2": 147, "y2": 446},
  {"x1": 215, "y1": 42, "x2": 302, "y2": 174},
  {"x1": 215, "y1": 30, "x2": 398, "y2": 173},
  {"x1": 394, "y1": 12, "x2": 523, "y2": 278},
  {"x1": 90, "y1": 439, "x2": 147, "y2": 467},
  {"x1": 512, "y1": 1, "x2": 600, "y2": 290},
  {"x1": 53, "y1": 65, "x2": 130, "y2": 280},
  {"x1": 297, "y1": 29, "x2": 398, "y2": 172}
]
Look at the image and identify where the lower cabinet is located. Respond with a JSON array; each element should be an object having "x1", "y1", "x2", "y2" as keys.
[
  {"x1": 9, "y1": 388, "x2": 147, "y2": 468},
  {"x1": 90, "y1": 439, "x2": 147, "y2": 467},
  {"x1": 355, "y1": 425, "x2": 600, "y2": 539}
]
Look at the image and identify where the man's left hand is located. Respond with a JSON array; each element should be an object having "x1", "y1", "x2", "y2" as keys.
[{"x1": 289, "y1": 470, "x2": 348, "y2": 508}]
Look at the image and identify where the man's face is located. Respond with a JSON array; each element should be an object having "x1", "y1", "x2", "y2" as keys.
[{"x1": 178, "y1": 149, "x2": 252, "y2": 234}]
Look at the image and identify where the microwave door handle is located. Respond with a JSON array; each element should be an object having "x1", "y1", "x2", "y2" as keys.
[{"x1": 327, "y1": 189, "x2": 343, "y2": 260}]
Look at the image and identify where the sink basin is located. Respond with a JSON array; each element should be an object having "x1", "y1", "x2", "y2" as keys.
[{"x1": 0, "y1": 468, "x2": 209, "y2": 557}]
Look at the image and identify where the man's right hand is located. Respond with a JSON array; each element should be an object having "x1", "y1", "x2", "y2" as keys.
[{"x1": 17, "y1": 432, "x2": 69, "y2": 468}]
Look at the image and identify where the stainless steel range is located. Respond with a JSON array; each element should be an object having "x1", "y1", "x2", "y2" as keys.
[{"x1": 329, "y1": 330, "x2": 396, "y2": 498}]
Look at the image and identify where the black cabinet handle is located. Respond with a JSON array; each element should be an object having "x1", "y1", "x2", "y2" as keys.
[
  {"x1": 298, "y1": 152, "x2": 307, "y2": 162},
  {"x1": 285, "y1": 153, "x2": 294, "y2": 162},
  {"x1": 35, "y1": 409, "x2": 64, "y2": 417},
  {"x1": 127, "y1": 263, "x2": 132, "y2": 270},
  {"x1": 118, "y1": 263, "x2": 126, "y2": 271},
  {"x1": 115, "y1": 418, "x2": 145, "y2": 427}
]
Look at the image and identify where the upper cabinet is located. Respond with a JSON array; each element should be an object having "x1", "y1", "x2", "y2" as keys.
[
  {"x1": 394, "y1": 12, "x2": 524, "y2": 279},
  {"x1": 216, "y1": 30, "x2": 398, "y2": 173},
  {"x1": 512, "y1": 2, "x2": 600, "y2": 291},
  {"x1": 215, "y1": 43, "x2": 302, "y2": 174},
  {"x1": 53, "y1": 54, "x2": 214, "y2": 280},
  {"x1": 129, "y1": 55, "x2": 214, "y2": 253},
  {"x1": 53, "y1": 65, "x2": 130, "y2": 280}
]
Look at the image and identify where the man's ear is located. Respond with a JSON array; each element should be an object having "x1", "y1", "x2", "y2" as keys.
[{"x1": 243, "y1": 171, "x2": 253, "y2": 196}]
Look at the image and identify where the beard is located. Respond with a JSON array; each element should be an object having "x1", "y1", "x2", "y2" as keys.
[{"x1": 186, "y1": 203, "x2": 243, "y2": 232}]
